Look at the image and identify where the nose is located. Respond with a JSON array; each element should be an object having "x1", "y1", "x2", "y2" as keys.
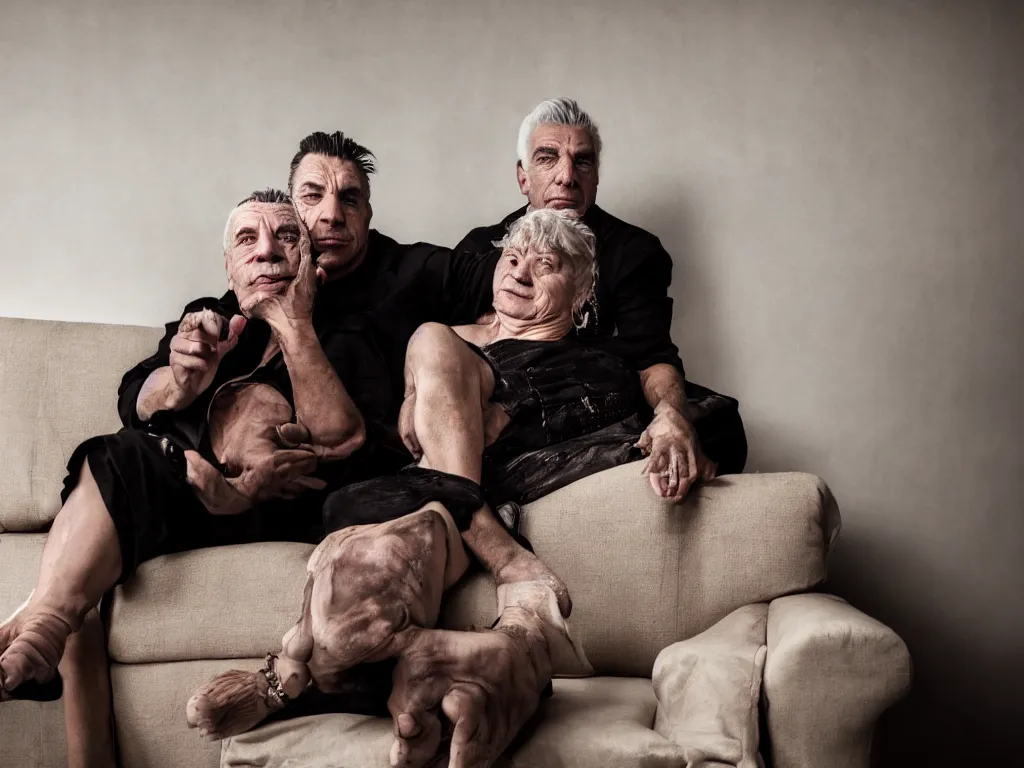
[
  {"x1": 553, "y1": 154, "x2": 577, "y2": 187},
  {"x1": 510, "y1": 258, "x2": 532, "y2": 284},
  {"x1": 319, "y1": 194, "x2": 345, "y2": 227},
  {"x1": 252, "y1": 227, "x2": 284, "y2": 263}
]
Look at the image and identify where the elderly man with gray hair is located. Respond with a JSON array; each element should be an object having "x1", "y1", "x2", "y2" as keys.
[{"x1": 456, "y1": 98, "x2": 747, "y2": 502}]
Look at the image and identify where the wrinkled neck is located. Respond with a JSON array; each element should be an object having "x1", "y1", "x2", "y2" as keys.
[{"x1": 492, "y1": 312, "x2": 571, "y2": 343}]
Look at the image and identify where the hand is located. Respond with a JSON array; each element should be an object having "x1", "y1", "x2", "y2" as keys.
[
  {"x1": 636, "y1": 406, "x2": 716, "y2": 502},
  {"x1": 228, "y1": 446, "x2": 327, "y2": 504},
  {"x1": 169, "y1": 310, "x2": 246, "y2": 405},
  {"x1": 249, "y1": 239, "x2": 321, "y2": 331}
]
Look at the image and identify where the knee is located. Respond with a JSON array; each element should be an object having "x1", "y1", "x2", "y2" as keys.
[{"x1": 406, "y1": 323, "x2": 466, "y2": 377}]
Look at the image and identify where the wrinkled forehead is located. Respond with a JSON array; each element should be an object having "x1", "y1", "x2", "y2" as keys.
[
  {"x1": 292, "y1": 154, "x2": 368, "y2": 195},
  {"x1": 529, "y1": 124, "x2": 596, "y2": 154},
  {"x1": 228, "y1": 202, "x2": 299, "y2": 238}
]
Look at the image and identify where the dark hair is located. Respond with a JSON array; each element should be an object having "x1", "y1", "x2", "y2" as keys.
[
  {"x1": 287, "y1": 131, "x2": 376, "y2": 192},
  {"x1": 236, "y1": 188, "x2": 292, "y2": 206}
]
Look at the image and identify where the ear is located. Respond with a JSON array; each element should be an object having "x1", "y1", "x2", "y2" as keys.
[
  {"x1": 366, "y1": 200, "x2": 373, "y2": 225},
  {"x1": 516, "y1": 161, "x2": 529, "y2": 196},
  {"x1": 224, "y1": 250, "x2": 235, "y2": 291}
]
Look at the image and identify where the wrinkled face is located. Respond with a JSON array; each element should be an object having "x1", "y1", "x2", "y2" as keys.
[
  {"x1": 291, "y1": 154, "x2": 372, "y2": 280},
  {"x1": 224, "y1": 202, "x2": 305, "y2": 314},
  {"x1": 492, "y1": 243, "x2": 576, "y2": 327},
  {"x1": 517, "y1": 125, "x2": 599, "y2": 215}
]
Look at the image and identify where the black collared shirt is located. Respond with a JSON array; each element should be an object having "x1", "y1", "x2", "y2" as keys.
[
  {"x1": 117, "y1": 230, "x2": 496, "y2": 452},
  {"x1": 453, "y1": 204, "x2": 685, "y2": 376}
]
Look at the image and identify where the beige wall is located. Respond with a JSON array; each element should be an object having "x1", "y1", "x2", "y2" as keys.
[{"x1": 2, "y1": 0, "x2": 1021, "y2": 762}]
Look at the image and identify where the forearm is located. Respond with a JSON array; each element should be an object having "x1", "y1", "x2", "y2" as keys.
[
  {"x1": 639, "y1": 363, "x2": 687, "y2": 416},
  {"x1": 274, "y1": 321, "x2": 365, "y2": 459},
  {"x1": 184, "y1": 450, "x2": 251, "y2": 515},
  {"x1": 135, "y1": 367, "x2": 191, "y2": 422}
]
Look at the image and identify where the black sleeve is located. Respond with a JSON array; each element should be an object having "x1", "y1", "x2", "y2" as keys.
[
  {"x1": 116, "y1": 295, "x2": 229, "y2": 430},
  {"x1": 601, "y1": 237, "x2": 685, "y2": 376},
  {"x1": 444, "y1": 246, "x2": 500, "y2": 325}
]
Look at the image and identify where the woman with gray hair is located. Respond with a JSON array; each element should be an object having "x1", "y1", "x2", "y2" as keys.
[{"x1": 187, "y1": 209, "x2": 655, "y2": 764}]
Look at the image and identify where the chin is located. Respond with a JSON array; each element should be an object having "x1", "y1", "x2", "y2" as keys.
[{"x1": 317, "y1": 249, "x2": 360, "y2": 279}]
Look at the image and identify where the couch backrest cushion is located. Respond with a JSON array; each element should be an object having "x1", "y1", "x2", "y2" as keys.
[
  {"x1": 0, "y1": 317, "x2": 162, "y2": 532},
  {"x1": 443, "y1": 466, "x2": 840, "y2": 677}
]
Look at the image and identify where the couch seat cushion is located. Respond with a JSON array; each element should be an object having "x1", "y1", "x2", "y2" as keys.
[{"x1": 221, "y1": 677, "x2": 692, "y2": 768}]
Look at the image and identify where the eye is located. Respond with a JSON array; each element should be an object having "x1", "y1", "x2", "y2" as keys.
[
  {"x1": 301, "y1": 193, "x2": 322, "y2": 204},
  {"x1": 575, "y1": 158, "x2": 593, "y2": 171},
  {"x1": 237, "y1": 234, "x2": 256, "y2": 245},
  {"x1": 279, "y1": 233, "x2": 299, "y2": 244}
]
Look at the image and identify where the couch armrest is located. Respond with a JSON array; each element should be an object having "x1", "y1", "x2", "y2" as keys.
[
  {"x1": 651, "y1": 603, "x2": 768, "y2": 767},
  {"x1": 763, "y1": 594, "x2": 912, "y2": 768}
]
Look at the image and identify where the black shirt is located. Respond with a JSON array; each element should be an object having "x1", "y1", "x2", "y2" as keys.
[
  {"x1": 117, "y1": 230, "x2": 496, "y2": 448},
  {"x1": 454, "y1": 204, "x2": 685, "y2": 376}
]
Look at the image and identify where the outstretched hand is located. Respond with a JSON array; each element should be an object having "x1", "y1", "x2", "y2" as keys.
[
  {"x1": 636, "y1": 406, "x2": 716, "y2": 502},
  {"x1": 169, "y1": 310, "x2": 247, "y2": 405}
]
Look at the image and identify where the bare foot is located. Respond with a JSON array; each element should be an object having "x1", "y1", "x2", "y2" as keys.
[
  {"x1": 186, "y1": 668, "x2": 276, "y2": 741},
  {"x1": 0, "y1": 596, "x2": 72, "y2": 701},
  {"x1": 388, "y1": 620, "x2": 552, "y2": 768}
]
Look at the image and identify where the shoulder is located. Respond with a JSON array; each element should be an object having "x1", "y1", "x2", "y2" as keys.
[
  {"x1": 586, "y1": 205, "x2": 664, "y2": 252},
  {"x1": 456, "y1": 206, "x2": 528, "y2": 253}
]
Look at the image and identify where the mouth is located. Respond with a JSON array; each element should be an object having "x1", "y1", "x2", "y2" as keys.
[
  {"x1": 250, "y1": 274, "x2": 292, "y2": 288},
  {"x1": 314, "y1": 236, "x2": 352, "y2": 250},
  {"x1": 500, "y1": 286, "x2": 533, "y2": 300}
]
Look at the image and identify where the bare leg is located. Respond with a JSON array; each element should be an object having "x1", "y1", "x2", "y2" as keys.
[
  {"x1": 62, "y1": 609, "x2": 116, "y2": 768},
  {"x1": 402, "y1": 323, "x2": 571, "y2": 616},
  {"x1": 0, "y1": 459, "x2": 122, "y2": 698},
  {"x1": 186, "y1": 575, "x2": 315, "y2": 741},
  {"x1": 186, "y1": 505, "x2": 463, "y2": 741}
]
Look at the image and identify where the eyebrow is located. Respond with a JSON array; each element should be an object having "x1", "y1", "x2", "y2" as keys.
[
  {"x1": 533, "y1": 146, "x2": 559, "y2": 158},
  {"x1": 234, "y1": 226, "x2": 257, "y2": 242},
  {"x1": 298, "y1": 181, "x2": 325, "y2": 193},
  {"x1": 275, "y1": 223, "x2": 300, "y2": 238}
]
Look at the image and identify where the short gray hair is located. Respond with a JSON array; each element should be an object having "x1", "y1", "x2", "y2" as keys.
[
  {"x1": 498, "y1": 208, "x2": 597, "y2": 315},
  {"x1": 517, "y1": 97, "x2": 602, "y2": 170},
  {"x1": 222, "y1": 188, "x2": 294, "y2": 251}
]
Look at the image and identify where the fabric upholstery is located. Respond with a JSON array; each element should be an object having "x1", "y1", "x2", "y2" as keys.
[
  {"x1": 653, "y1": 603, "x2": 768, "y2": 768},
  {"x1": 222, "y1": 677, "x2": 695, "y2": 768},
  {"x1": 107, "y1": 471, "x2": 836, "y2": 677},
  {"x1": 111, "y1": 658, "x2": 263, "y2": 768},
  {"x1": 0, "y1": 317, "x2": 162, "y2": 532},
  {"x1": 108, "y1": 542, "x2": 316, "y2": 664},
  {"x1": 763, "y1": 594, "x2": 913, "y2": 768},
  {"x1": 518, "y1": 466, "x2": 838, "y2": 676},
  {"x1": 0, "y1": 533, "x2": 67, "y2": 768}
]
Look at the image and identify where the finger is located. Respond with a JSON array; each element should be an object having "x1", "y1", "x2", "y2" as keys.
[
  {"x1": 635, "y1": 430, "x2": 652, "y2": 453},
  {"x1": 217, "y1": 314, "x2": 247, "y2": 355},
  {"x1": 702, "y1": 457, "x2": 718, "y2": 482},
  {"x1": 287, "y1": 476, "x2": 327, "y2": 491},
  {"x1": 170, "y1": 336, "x2": 214, "y2": 358},
  {"x1": 316, "y1": 266, "x2": 328, "y2": 285},
  {"x1": 177, "y1": 311, "x2": 205, "y2": 334},
  {"x1": 197, "y1": 309, "x2": 228, "y2": 341},
  {"x1": 666, "y1": 447, "x2": 681, "y2": 495},
  {"x1": 168, "y1": 352, "x2": 211, "y2": 373},
  {"x1": 649, "y1": 472, "x2": 667, "y2": 497},
  {"x1": 275, "y1": 422, "x2": 311, "y2": 447}
]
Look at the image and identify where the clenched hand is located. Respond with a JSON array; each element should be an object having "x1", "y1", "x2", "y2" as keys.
[
  {"x1": 636, "y1": 405, "x2": 716, "y2": 502},
  {"x1": 169, "y1": 309, "x2": 247, "y2": 406}
]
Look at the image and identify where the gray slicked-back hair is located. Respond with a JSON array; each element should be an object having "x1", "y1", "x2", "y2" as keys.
[
  {"x1": 517, "y1": 97, "x2": 602, "y2": 170},
  {"x1": 498, "y1": 208, "x2": 597, "y2": 316},
  {"x1": 223, "y1": 188, "x2": 295, "y2": 251}
]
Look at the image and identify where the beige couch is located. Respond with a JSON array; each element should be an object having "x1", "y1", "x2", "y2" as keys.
[{"x1": 0, "y1": 316, "x2": 912, "y2": 768}]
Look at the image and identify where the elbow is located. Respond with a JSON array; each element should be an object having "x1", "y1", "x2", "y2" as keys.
[{"x1": 319, "y1": 417, "x2": 366, "y2": 462}]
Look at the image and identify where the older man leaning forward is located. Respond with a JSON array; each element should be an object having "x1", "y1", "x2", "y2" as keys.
[{"x1": 188, "y1": 209, "x2": 662, "y2": 768}]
